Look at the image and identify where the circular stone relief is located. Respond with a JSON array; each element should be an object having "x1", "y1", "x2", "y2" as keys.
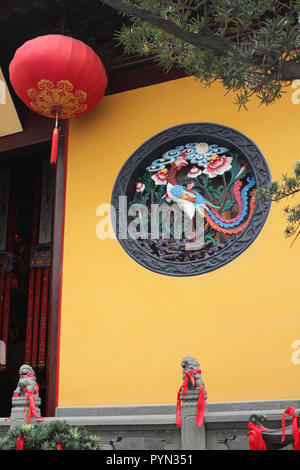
[{"x1": 111, "y1": 123, "x2": 271, "y2": 276}]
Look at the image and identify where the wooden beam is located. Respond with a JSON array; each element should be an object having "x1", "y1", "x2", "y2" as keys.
[
  {"x1": 46, "y1": 121, "x2": 68, "y2": 417},
  {"x1": 0, "y1": 98, "x2": 66, "y2": 159}
]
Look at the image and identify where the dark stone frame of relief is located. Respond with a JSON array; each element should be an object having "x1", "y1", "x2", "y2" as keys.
[{"x1": 111, "y1": 122, "x2": 272, "y2": 277}]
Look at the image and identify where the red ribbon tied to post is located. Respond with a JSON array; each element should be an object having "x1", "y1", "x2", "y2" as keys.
[
  {"x1": 24, "y1": 389, "x2": 44, "y2": 425},
  {"x1": 176, "y1": 369, "x2": 205, "y2": 428},
  {"x1": 247, "y1": 422, "x2": 269, "y2": 450},
  {"x1": 23, "y1": 373, "x2": 44, "y2": 425},
  {"x1": 281, "y1": 406, "x2": 300, "y2": 450}
]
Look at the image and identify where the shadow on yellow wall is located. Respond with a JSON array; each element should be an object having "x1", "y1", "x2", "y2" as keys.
[{"x1": 59, "y1": 77, "x2": 300, "y2": 407}]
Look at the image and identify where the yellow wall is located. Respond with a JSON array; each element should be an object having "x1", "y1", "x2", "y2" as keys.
[{"x1": 59, "y1": 77, "x2": 300, "y2": 407}]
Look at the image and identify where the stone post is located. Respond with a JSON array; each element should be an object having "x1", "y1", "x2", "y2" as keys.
[
  {"x1": 9, "y1": 395, "x2": 42, "y2": 429},
  {"x1": 178, "y1": 356, "x2": 207, "y2": 450},
  {"x1": 180, "y1": 389, "x2": 206, "y2": 450}
]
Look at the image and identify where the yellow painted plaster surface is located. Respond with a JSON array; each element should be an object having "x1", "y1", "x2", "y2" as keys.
[{"x1": 59, "y1": 77, "x2": 300, "y2": 406}]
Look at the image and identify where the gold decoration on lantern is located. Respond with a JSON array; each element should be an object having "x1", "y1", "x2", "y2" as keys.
[{"x1": 27, "y1": 79, "x2": 88, "y2": 119}]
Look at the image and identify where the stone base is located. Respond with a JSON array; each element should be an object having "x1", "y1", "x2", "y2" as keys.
[
  {"x1": 180, "y1": 390, "x2": 206, "y2": 450},
  {"x1": 9, "y1": 396, "x2": 42, "y2": 428}
]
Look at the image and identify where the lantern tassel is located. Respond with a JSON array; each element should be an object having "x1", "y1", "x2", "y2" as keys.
[
  {"x1": 50, "y1": 127, "x2": 59, "y2": 165},
  {"x1": 50, "y1": 107, "x2": 60, "y2": 165}
]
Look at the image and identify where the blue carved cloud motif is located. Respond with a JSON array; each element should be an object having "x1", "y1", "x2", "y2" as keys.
[{"x1": 146, "y1": 142, "x2": 230, "y2": 172}]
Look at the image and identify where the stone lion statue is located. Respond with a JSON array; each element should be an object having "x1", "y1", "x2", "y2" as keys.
[
  {"x1": 14, "y1": 364, "x2": 39, "y2": 397},
  {"x1": 181, "y1": 356, "x2": 207, "y2": 399}
]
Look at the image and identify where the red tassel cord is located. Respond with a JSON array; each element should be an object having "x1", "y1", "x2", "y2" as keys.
[
  {"x1": 50, "y1": 127, "x2": 59, "y2": 165},
  {"x1": 57, "y1": 443, "x2": 64, "y2": 450},
  {"x1": 281, "y1": 407, "x2": 300, "y2": 450},
  {"x1": 176, "y1": 370, "x2": 205, "y2": 428},
  {"x1": 50, "y1": 107, "x2": 61, "y2": 165}
]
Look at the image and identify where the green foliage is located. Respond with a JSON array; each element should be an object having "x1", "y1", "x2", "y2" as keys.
[
  {"x1": 109, "y1": 0, "x2": 300, "y2": 108},
  {"x1": 0, "y1": 421, "x2": 100, "y2": 450},
  {"x1": 256, "y1": 160, "x2": 300, "y2": 237},
  {"x1": 221, "y1": 198, "x2": 237, "y2": 212}
]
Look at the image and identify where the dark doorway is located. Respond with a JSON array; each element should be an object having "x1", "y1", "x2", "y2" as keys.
[{"x1": 0, "y1": 149, "x2": 54, "y2": 418}]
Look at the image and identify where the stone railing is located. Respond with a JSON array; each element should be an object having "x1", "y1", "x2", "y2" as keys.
[
  {"x1": 0, "y1": 358, "x2": 299, "y2": 450},
  {"x1": 1, "y1": 399, "x2": 298, "y2": 450},
  {"x1": 52, "y1": 399, "x2": 299, "y2": 450}
]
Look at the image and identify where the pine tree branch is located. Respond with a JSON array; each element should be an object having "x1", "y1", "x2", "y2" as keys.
[
  {"x1": 100, "y1": 0, "x2": 231, "y2": 54},
  {"x1": 159, "y1": 0, "x2": 206, "y2": 12},
  {"x1": 100, "y1": 0, "x2": 300, "y2": 82},
  {"x1": 271, "y1": 188, "x2": 300, "y2": 201}
]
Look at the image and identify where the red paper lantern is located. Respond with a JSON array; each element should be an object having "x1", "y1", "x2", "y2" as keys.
[{"x1": 9, "y1": 34, "x2": 107, "y2": 164}]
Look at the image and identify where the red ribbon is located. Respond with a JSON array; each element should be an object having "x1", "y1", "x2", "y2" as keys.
[
  {"x1": 16, "y1": 438, "x2": 63, "y2": 450},
  {"x1": 281, "y1": 406, "x2": 300, "y2": 449},
  {"x1": 24, "y1": 388, "x2": 44, "y2": 425},
  {"x1": 247, "y1": 422, "x2": 269, "y2": 450},
  {"x1": 196, "y1": 385, "x2": 205, "y2": 427},
  {"x1": 176, "y1": 370, "x2": 205, "y2": 428},
  {"x1": 22, "y1": 373, "x2": 44, "y2": 425},
  {"x1": 25, "y1": 373, "x2": 39, "y2": 394},
  {"x1": 16, "y1": 437, "x2": 63, "y2": 450},
  {"x1": 16, "y1": 436, "x2": 24, "y2": 450}
]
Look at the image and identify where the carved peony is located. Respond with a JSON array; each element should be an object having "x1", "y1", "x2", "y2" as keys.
[
  {"x1": 136, "y1": 182, "x2": 145, "y2": 192},
  {"x1": 203, "y1": 154, "x2": 232, "y2": 178},
  {"x1": 188, "y1": 165, "x2": 202, "y2": 178},
  {"x1": 152, "y1": 168, "x2": 169, "y2": 185}
]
